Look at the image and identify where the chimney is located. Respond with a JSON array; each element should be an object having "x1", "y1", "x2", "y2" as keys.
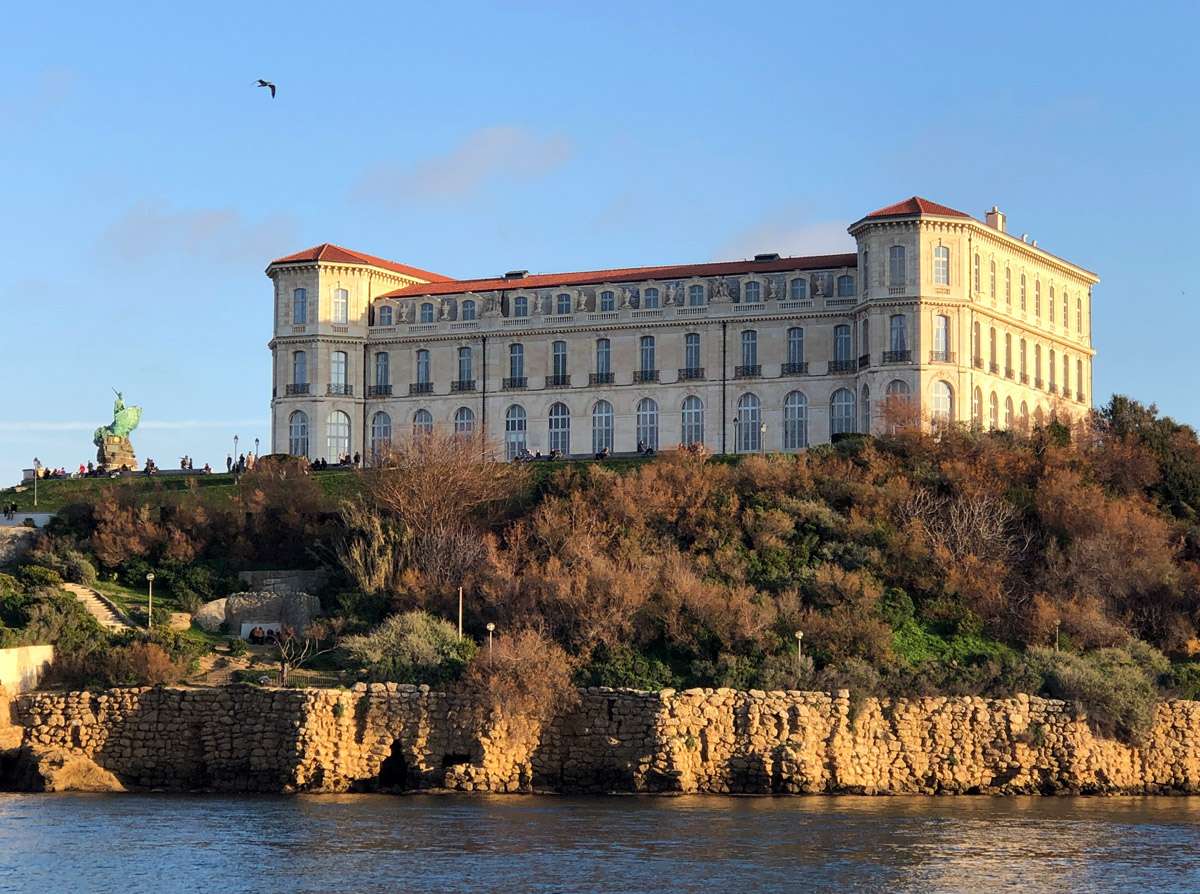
[
  {"x1": 986, "y1": 205, "x2": 1006, "y2": 233},
  {"x1": 503, "y1": 270, "x2": 528, "y2": 280}
]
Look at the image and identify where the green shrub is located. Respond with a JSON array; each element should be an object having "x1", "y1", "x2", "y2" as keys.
[
  {"x1": 340, "y1": 610, "x2": 476, "y2": 684},
  {"x1": 1031, "y1": 646, "x2": 1162, "y2": 744},
  {"x1": 1168, "y1": 662, "x2": 1200, "y2": 699},
  {"x1": 578, "y1": 645, "x2": 682, "y2": 690},
  {"x1": 174, "y1": 587, "x2": 202, "y2": 615},
  {"x1": 16, "y1": 565, "x2": 64, "y2": 591},
  {"x1": 227, "y1": 638, "x2": 248, "y2": 658},
  {"x1": 0, "y1": 573, "x2": 20, "y2": 598}
]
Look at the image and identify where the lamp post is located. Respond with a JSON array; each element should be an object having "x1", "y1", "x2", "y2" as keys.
[
  {"x1": 458, "y1": 586, "x2": 464, "y2": 640},
  {"x1": 1055, "y1": 620, "x2": 1061, "y2": 653},
  {"x1": 146, "y1": 572, "x2": 156, "y2": 628},
  {"x1": 759, "y1": 422, "x2": 767, "y2": 455},
  {"x1": 794, "y1": 630, "x2": 804, "y2": 678},
  {"x1": 33, "y1": 457, "x2": 41, "y2": 508},
  {"x1": 255, "y1": 437, "x2": 260, "y2": 462},
  {"x1": 486, "y1": 622, "x2": 495, "y2": 664}
]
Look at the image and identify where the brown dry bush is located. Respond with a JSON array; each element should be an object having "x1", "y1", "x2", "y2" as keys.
[{"x1": 461, "y1": 627, "x2": 578, "y2": 728}]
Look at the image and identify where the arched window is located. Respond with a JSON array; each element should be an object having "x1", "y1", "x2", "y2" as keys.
[
  {"x1": 1005, "y1": 397, "x2": 1014, "y2": 429},
  {"x1": 685, "y1": 333, "x2": 701, "y2": 372},
  {"x1": 639, "y1": 335, "x2": 655, "y2": 373},
  {"x1": 787, "y1": 327, "x2": 804, "y2": 367},
  {"x1": 592, "y1": 400, "x2": 614, "y2": 453},
  {"x1": 1020, "y1": 401, "x2": 1030, "y2": 429},
  {"x1": 288, "y1": 410, "x2": 309, "y2": 457},
  {"x1": 327, "y1": 410, "x2": 351, "y2": 459},
  {"x1": 374, "y1": 352, "x2": 389, "y2": 387},
  {"x1": 1005, "y1": 333, "x2": 1013, "y2": 376},
  {"x1": 457, "y1": 346, "x2": 473, "y2": 383},
  {"x1": 989, "y1": 392, "x2": 999, "y2": 430},
  {"x1": 933, "y1": 315, "x2": 950, "y2": 361},
  {"x1": 933, "y1": 245, "x2": 950, "y2": 285},
  {"x1": 292, "y1": 350, "x2": 307, "y2": 385},
  {"x1": 513, "y1": 295, "x2": 529, "y2": 317},
  {"x1": 990, "y1": 260, "x2": 996, "y2": 299},
  {"x1": 1049, "y1": 286, "x2": 1056, "y2": 324},
  {"x1": 333, "y1": 288, "x2": 349, "y2": 324},
  {"x1": 378, "y1": 305, "x2": 393, "y2": 326},
  {"x1": 370, "y1": 412, "x2": 392, "y2": 459},
  {"x1": 1035, "y1": 344, "x2": 1042, "y2": 385},
  {"x1": 509, "y1": 343, "x2": 524, "y2": 379},
  {"x1": 331, "y1": 351, "x2": 347, "y2": 388},
  {"x1": 789, "y1": 277, "x2": 807, "y2": 300},
  {"x1": 1020, "y1": 274, "x2": 1027, "y2": 311},
  {"x1": 1034, "y1": 406, "x2": 1045, "y2": 427},
  {"x1": 1005, "y1": 267, "x2": 1012, "y2": 307},
  {"x1": 932, "y1": 382, "x2": 953, "y2": 429},
  {"x1": 415, "y1": 349, "x2": 430, "y2": 384},
  {"x1": 454, "y1": 406, "x2": 475, "y2": 435},
  {"x1": 504, "y1": 406, "x2": 527, "y2": 460},
  {"x1": 972, "y1": 386, "x2": 982, "y2": 425},
  {"x1": 886, "y1": 379, "x2": 911, "y2": 398},
  {"x1": 636, "y1": 398, "x2": 659, "y2": 450},
  {"x1": 548, "y1": 403, "x2": 570, "y2": 454},
  {"x1": 989, "y1": 327, "x2": 997, "y2": 367},
  {"x1": 595, "y1": 338, "x2": 611, "y2": 376},
  {"x1": 744, "y1": 281, "x2": 761, "y2": 303},
  {"x1": 1063, "y1": 353, "x2": 1070, "y2": 393},
  {"x1": 641, "y1": 286, "x2": 659, "y2": 309},
  {"x1": 735, "y1": 393, "x2": 761, "y2": 451},
  {"x1": 1077, "y1": 359, "x2": 1084, "y2": 400},
  {"x1": 830, "y1": 388, "x2": 855, "y2": 436},
  {"x1": 837, "y1": 275, "x2": 854, "y2": 297},
  {"x1": 552, "y1": 341, "x2": 568, "y2": 379},
  {"x1": 1020, "y1": 338, "x2": 1028, "y2": 379},
  {"x1": 688, "y1": 284, "x2": 705, "y2": 306},
  {"x1": 783, "y1": 391, "x2": 808, "y2": 449},
  {"x1": 420, "y1": 302, "x2": 434, "y2": 323},
  {"x1": 413, "y1": 408, "x2": 433, "y2": 437},
  {"x1": 1049, "y1": 348, "x2": 1056, "y2": 388},
  {"x1": 740, "y1": 330, "x2": 758, "y2": 368},
  {"x1": 1035, "y1": 280, "x2": 1042, "y2": 318},
  {"x1": 1063, "y1": 293, "x2": 1070, "y2": 328},
  {"x1": 889, "y1": 315, "x2": 907, "y2": 353},
  {"x1": 681, "y1": 396, "x2": 704, "y2": 446},
  {"x1": 834, "y1": 324, "x2": 851, "y2": 364},
  {"x1": 973, "y1": 253, "x2": 981, "y2": 292},
  {"x1": 556, "y1": 293, "x2": 571, "y2": 315},
  {"x1": 461, "y1": 299, "x2": 476, "y2": 321},
  {"x1": 889, "y1": 246, "x2": 906, "y2": 286},
  {"x1": 599, "y1": 290, "x2": 615, "y2": 312},
  {"x1": 292, "y1": 288, "x2": 307, "y2": 325},
  {"x1": 972, "y1": 321, "x2": 981, "y2": 364},
  {"x1": 860, "y1": 384, "x2": 871, "y2": 433}
]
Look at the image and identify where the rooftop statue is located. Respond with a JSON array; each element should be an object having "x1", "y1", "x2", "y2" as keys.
[{"x1": 94, "y1": 391, "x2": 142, "y2": 447}]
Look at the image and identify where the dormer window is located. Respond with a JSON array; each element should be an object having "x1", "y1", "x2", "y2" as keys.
[
  {"x1": 789, "y1": 277, "x2": 807, "y2": 300},
  {"x1": 420, "y1": 302, "x2": 435, "y2": 323},
  {"x1": 513, "y1": 295, "x2": 529, "y2": 317},
  {"x1": 688, "y1": 284, "x2": 705, "y2": 306},
  {"x1": 933, "y1": 246, "x2": 950, "y2": 285},
  {"x1": 836, "y1": 275, "x2": 854, "y2": 297},
  {"x1": 599, "y1": 290, "x2": 615, "y2": 312},
  {"x1": 643, "y1": 287, "x2": 660, "y2": 309},
  {"x1": 744, "y1": 282, "x2": 761, "y2": 303},
  {"x1": 461, "y1": 299, "x2": 476, "y2": 321},
  {"x1": 556, "y1": 293, "x2": 571, "y2": 314},
  {"x1": 292, "y1": 288, "x2": 307, "y2": 325},
  {"x1": 378, "y1": 305, "x2": 393, "y2": 326}
]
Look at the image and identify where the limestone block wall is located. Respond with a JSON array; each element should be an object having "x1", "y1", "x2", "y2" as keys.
[{"x1": 7, "y1": 684, "x2": 1200, "y2": 795}]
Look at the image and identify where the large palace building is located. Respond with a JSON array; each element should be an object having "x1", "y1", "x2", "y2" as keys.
[{"x1": 266, "y1": 196, "x2": 1098, "y2": 462}]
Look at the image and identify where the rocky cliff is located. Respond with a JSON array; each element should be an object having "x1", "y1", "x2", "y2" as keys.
[{"x1": 5, "y1": 684, "x2": 1200, "y2": 795}]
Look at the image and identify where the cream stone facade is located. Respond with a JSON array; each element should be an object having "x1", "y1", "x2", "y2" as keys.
[{"x1": 266, "y1": 198, "x2": 1098, "y2": 462}]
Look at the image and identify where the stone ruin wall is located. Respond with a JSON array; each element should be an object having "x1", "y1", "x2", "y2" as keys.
[{"x1": 5, "y1": 684, "x2": 1200, "y2": 795}]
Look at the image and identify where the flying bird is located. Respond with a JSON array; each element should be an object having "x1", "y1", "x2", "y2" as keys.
[{"x1": 255, "y1": 79, "x2": 276, "y2": 98}]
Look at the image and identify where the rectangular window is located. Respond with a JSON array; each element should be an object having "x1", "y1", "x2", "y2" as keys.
[
  {"x1": 889, "y1": 315, "x2": 906, "y2": 352},
  {"x1": 509, "y1": 344, "x2": 524, "y2": 379},
  {"x1": 933, "y1": 316, "x2": 949, "y2": 357},
  {"x1": 293, "y1": 288, "x2": 307, "y2": 325},
  {"x1": 639, "y1": 336, "x2": 655, "y2": 372},
  {"x1": 740, "y1": 330, "x2": 757, "y2": 367},
  {"x1": 331, "y1": 351, "x2": 347, "y2": 386},
  {"x1": 934, "y1": 246, "x2": 950, "y2": 285},
  {"x1": 787, "y1": 328, "x2": 804, "y2": 366},
  {"x1": 374, "y1": 352, "x2": 389, "y2": 387},
  {"x1": 333, "y1": 288, "x2": 349, "y2": 325},
  {"x1": 889, "y1": 246, "x2": 906, "y2": 286},
  {"x1": 552, "y1": 341, "x2": 568, "y2": 378},
  {"x1": 834, "y1": 325, "x2": 851, "y2": 363},
  {"x1": 458, "y1": 347, "x2": 472, "y2": 382},
  {"x1": 416, "y1": 350, "x2": 430, "y2": 384},
  {"x1": 685, "y1": 333, "x2": 701, "y2": 370},
  {"x1": 596, "y1": 339, "x2": 611, "y2": 375}
]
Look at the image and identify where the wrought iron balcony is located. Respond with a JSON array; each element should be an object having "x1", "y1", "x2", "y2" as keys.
[
  {"x1": 1020, "y1": 372, "x2": 1029, "y2": 384},
  {"x1": 285, "y1": 383, "x2": 310, "y2": 396},
  {"x1": 828, "y1": 359, "x2": 855, "y2": 374},
  {"x1": 1034, "y1": 378, "x2": 1044, "y2": 389},
  {"x1": 858, "y1": 354, "x2": 871, "y2": 370},
  {"x1": 1005, "y1": 367, "x2": 1015, "y2": 379},
  {"x1": 366, "y1": 384, "x2": 392, "y2": 397},
  {"x1": 451, "y1": 380, "x2": 476, "y2": 392},
  {"x1": 1077, "y1": 391, "x2": 1085, "y2": 403},
  {"x1": 589, "y1": 372, "x2": 614, "y2": 385},
  {"x1": 326, "y1": 383, "x2": 353, "y2": 396},
  {"x1": 781, "y1": 361, "x2": 809, "y2": 375},
  {"x1": 989, "y1": 361, "x2": 1000, "y2": 374},
  {"x1": 734, "y1": 364, "x2": 761, "y2": 379},
  {"x1": 677, "y1": 367, "x2": 705, "y2": 380},
  {"x1": 503, "y1": 377, "x2": 528, "y2": 390},
  {"x1": 633, "y1": 369, "x2": 659, "y2": 383},
  {"x1": 408, "y1": 382, "x2": 433, "y2": 395},
  {"x1": 973, "y1": 356, "x2": 984, "y2": 369},
  {"x1": 882, "y1": 350, "x2": 912, "y2": 364},
  {"x1": 929, "y1": 350, "x2": 955, "y2": 363},
  {"x1": 545, "y1": 374, "x2": 571, "y2": 388}
]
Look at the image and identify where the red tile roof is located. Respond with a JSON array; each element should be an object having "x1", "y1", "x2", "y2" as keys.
[
  {"x1": 378, "y1": 252, "x2": 858, "y2": 299},
  {"x1": 864, "y1": 196, "x2": 972, "y2": 220},
  {"x1": 268, "y1": 243, "x2": 452, "y2": 282}
]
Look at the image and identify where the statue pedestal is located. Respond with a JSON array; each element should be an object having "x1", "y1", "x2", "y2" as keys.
[{"x1": 98, "y1": 436, "x2": 137, "y2": 472}]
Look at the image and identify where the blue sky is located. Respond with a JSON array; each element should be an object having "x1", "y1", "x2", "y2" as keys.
[{"x1": 1, "y1": 1, "x2": 1197, "y2": 480}]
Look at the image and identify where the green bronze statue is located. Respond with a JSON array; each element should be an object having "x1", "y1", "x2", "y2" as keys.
[{"x1": 94, "y1": 390, "x2": 142, "y2": 470}]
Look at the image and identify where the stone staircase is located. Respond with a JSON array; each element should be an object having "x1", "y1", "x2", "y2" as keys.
[{"x1": 61, "y1": 583, "x2": 133, "y2": 632}]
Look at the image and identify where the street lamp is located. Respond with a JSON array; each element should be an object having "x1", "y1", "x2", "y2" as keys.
[
  {"x1": 233, "y1": 434, "x2": 239, "y2": 459},
  {"x1": 759, "y1": 422, "x2": 767, "y2": 455},
  {"x1": 458, "y1": 586, "x2": 464, "y2": 640},
  {"x1": 255, "y1": 437, "x2": 260, "y2": 460},
  {"x1": 486, "y1": 622, "x2": 496, "y2": 664},
  {"x1": 794, "y1": 630, "x2": 804, "y2": 678},
  {"x1": 33, "y1": 457, "x2": 41, "y2": 508},
  {"x1": 146, "y1": 572, "x2": 156, "y2": 628}
]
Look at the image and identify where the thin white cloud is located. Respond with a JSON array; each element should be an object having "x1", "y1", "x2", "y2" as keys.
[
  {"x1": 714, "y1": 216, "x2": 855, "y2": 260},
  {"x1": 0, "y1": 420, "x2": 265, "y2": 433},
  {"x1": 98, "y1": 202, "x2": 299, "y2": 266},
  {"x1": 352, "y1": 125, "x2": 573, "y2": 206}
]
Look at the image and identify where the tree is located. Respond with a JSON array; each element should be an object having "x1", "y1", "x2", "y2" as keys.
[{"x1": 274, "y1": 621, "x2": 341, "y2": 687}]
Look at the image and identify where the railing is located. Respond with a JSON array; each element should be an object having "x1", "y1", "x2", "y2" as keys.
[
  {"x1": 448, "y1": 321, "x2": 479, "y2": 331},
  {"x1": 779, "y1": 300, "x2": 813, "y2": 310},
  {"x1": 826, "y1": 297, "x2": 856, "y2": 309},
  {"x1": 503, "y1": 377, "x2": 527, "y2": 390},
  {"x1": 588, "y1": 312, "x2": 620, "y2": 322},
  {"x1": 882, "y1": 350, "x2": 912, "y2": 364},
  {"x1": 327, "y1": 383, "x2": 353, "y2": 396},
  {"x1": 451, "y1": 380, "x2": 476, "y2": 392},
  {"x1": 888, "y1": 285, "x2": 905, "y2": 296},
  {"x1": 407, "y1": 323, "x2": 437, "y2": 334},
  {"x1": 781, "y1": 361, "x2": 808, "y2": 375},
  {"x1": 545, "y1": 374, "x2": 571, "y2": 388},
  {"x1": 366, "y1": 384, "x2": 392, "y2": 397},
  {"x1": 632, "y1": 309, "x2": 663, "y2": 320},
  {"x1": 409, "y1": 382, "x2": 433, "y2": 395},
  {"x1": 589, "y1": 372, "x2": 614, "y2": 385},
  {"x1": 677, "y1": 367, "x2": 705, "y2": 380},
  {"x1": 544, "y1": 314, "x2": 575, "y2": 324},
  {"x1": 633, "y1": 369, "x2": 660, "y2": 384},
  {"x1": 734, "y1": 302, "x2": 763, "y2": 313},
  {"x1": 858, "y1": 353, "x2": 871, "y2": 370},
  {"x1": 828, "y1": 359, "x2": 855, "y2": 374},
  {"x1": 1020, "y1": 373, "x2": 1029, "y2": 384},
  {"x1": 291, "y1": 325, "x2": 307, "y2": 334},
  {"x1": 285, "y1": 383, "x2": 310, "y2": 396},
  {"x1": 676, "y1": 306, "x2": 708, "y2": 316},
  {"x1": 734, "y1": 365, "x2": 761, "y2": 378},
  {"x1": 929, "y1": 350, "x2": 955, "y2": 363}
]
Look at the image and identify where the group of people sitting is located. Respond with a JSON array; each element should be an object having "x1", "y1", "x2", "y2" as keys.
[
  {"x1": 513, "y1": 448, "x2": 564, "y2": 463},
  {"x1": 246, "y1": 626, "x2": 280, "y2": 645},
  {"x1": 310, "y1": 453, "x2": 359, "y2": 471}
]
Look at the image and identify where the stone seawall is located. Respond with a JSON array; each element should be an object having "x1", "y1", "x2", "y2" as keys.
[{"x1": 5, "y1": 685, "x2": 1200, "y2": 795}]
